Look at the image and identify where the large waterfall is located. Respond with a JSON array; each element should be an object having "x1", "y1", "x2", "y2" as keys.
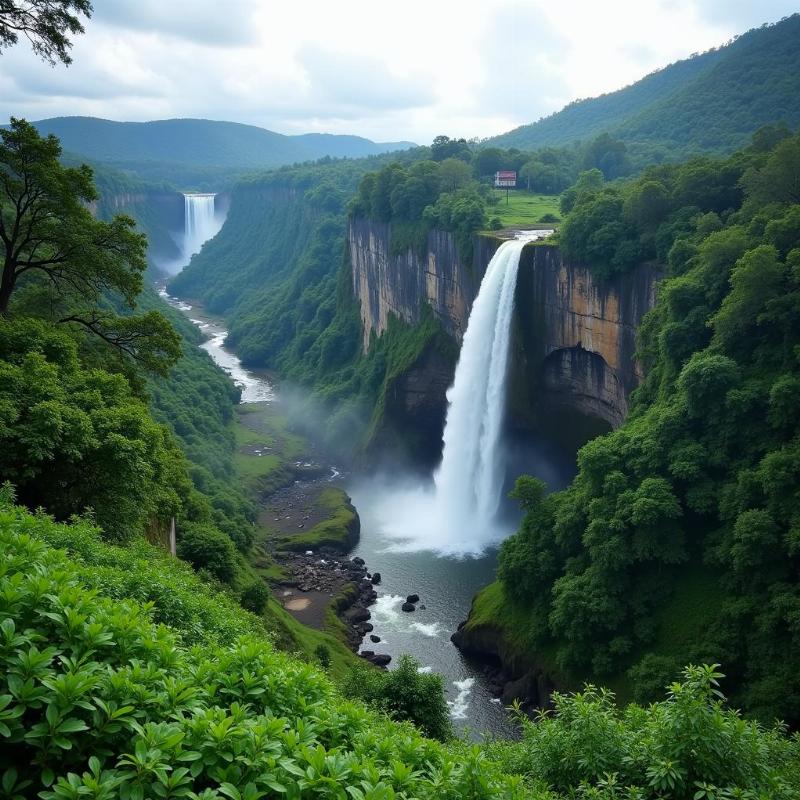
[
  {"x1": 369, "y1": 234, "x2": 540, "y2": 556},
  {"x1": 182, "y1": 193, "x2": 222, "y2": 264},
  {"x1": 433, "y1": 238, "x2": 527, "y2": 530}
]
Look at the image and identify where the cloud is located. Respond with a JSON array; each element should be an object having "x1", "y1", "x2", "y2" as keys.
[
  {"x1": 689, "y1": 0, "x2": 797, "y2": 29},
  {"x1": 93, "y1": 0, "x2": 261, "y2": 46},
  {"x1": 0, "y1": 0, "x2": 793, "y2": 143},
  {"x1": 473, "y1": 3, "x2": 571, "y2": 124},
  {"x1": 296, "y1": 46, "x2": 436, "y2": 113}
]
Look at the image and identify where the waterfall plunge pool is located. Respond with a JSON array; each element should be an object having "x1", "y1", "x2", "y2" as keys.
[{"x1": 163, "y1": 220, "x2": 577, "y2": 738}]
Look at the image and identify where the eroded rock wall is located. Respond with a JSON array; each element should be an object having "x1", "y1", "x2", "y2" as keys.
[
  {"x1": 349, "y1": 217, "x2": 500, "y2": 351},
  {"x1": 511, "y1": 245, "x2": 661, "y2": 430},
  {"x1": 350, "y1": 219, "x2": 660, "y2": 437}
]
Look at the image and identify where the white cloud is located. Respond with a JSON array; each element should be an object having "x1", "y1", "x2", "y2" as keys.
[{"x1": 0, "y1": 0, "x2": 794, "y2": 143}]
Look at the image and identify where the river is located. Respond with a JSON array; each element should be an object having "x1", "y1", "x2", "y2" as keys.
[{"x1": 160, "y1": 288, "x2": 574, "y2": 739}]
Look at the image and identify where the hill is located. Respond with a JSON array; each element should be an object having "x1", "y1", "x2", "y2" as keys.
[
  {"x1": 25, "y1": 116, "x2": 415, "y2": 177},
  {"x1": 489, "y1": 14, "x2": 800, "y2": 159}
]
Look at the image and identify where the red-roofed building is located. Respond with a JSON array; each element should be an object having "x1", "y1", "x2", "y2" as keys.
[{"x1": 494, "y1": 170, "x2": 517, "y2": 188}]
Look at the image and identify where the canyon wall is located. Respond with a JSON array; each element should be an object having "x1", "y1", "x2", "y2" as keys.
[
  {"x1": 349, "y1": 218, "x2": 660, "y2": 439},
  {"x1": 511, "y1": 245, "x2": 661, "y2": 432},
  {"x1": 349, "y1": 216, "x2": 500, "y2": 351}
]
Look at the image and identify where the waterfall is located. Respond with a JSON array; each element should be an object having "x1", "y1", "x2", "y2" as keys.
[
  {"x1": 182, "y1": 193, "x2": 221, "y2": 264},
  {"x1": 362, "y1": 231, "x2": 550, "y2": 556},
  {"x1": 433, "y1": 238, "x2": 527, "y2": 539}
]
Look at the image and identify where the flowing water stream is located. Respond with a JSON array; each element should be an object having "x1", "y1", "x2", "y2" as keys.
[{"x1": 165, "y1": 210, "x2": 573, "y2": 737}]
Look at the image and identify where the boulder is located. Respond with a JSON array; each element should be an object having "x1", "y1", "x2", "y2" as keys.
[
  {"x1": 406, "y1": 593, "x2": 420, "y2": 604},
  {"x1": 369, "y1": 634, "x2": 381, "y2": 643},
  {"x1": 347, "y1": 607, "x2": 371, "y2": 623},
  {"x1": 371, "y1": 572, "x2": 382, "y2": 585},
  {"x1": 371, "y1": 653, "x2": 391, "y2": 667},
  {"x1": 401, "y1": 602, "x2": 416, "y2": 612}
]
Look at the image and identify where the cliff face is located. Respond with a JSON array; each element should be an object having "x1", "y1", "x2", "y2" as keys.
[
  {"x1": 511, "y1": 245, "x2": 661, "y2": 431},
  {"x1": 350, "y1": 219, "x2": 660, "y2": 440},
  {"x1": 349, "y1": 217, "x2": 500, "y2": 351}
]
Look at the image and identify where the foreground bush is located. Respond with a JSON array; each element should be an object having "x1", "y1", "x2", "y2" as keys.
[
  {"x1": 488, "y1": 665, "x2": 800, "y2": 799},
  {"x1": 0, "y1": 500, "x2": 525, "y2": 799},
  {"x1": 342, "y1": 655, "x2": 453, "y2": 742}
]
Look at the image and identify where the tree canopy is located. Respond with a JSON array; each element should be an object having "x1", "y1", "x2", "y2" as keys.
[
  {"x1": 0, "y1": 118, "x2": 180, "y2": 375},
  {"x1": 0, "y1": 0, "x2": 91, "y2": 64}
]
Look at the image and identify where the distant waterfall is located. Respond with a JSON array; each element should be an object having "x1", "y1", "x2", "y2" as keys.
[
  {"x1": 182, "y1": 193, "x2": 221, "y2": 263},
  {"x1": 433, "y1": 238, "x2": 529, "y2": 541}
]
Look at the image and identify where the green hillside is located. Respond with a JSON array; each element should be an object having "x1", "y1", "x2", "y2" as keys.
[
  {"x1": 489, "y1": 14, "x2": 800, "y2": 160},
  {"x1": 25, "y1": 116, "x2": 415, "y2": 177}
]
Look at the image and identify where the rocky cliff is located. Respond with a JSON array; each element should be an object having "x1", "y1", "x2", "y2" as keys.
[
  {"x1": 350, "y1": 217, "x2": 500, "y2": 351},
  {"x1": 511, "y1": 245, "x2": 661, "y2": 433},
  {"x1": 349, "y1": 219, "x2": 660, "y2": 444}
]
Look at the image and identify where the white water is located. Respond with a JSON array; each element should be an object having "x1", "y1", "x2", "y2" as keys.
[
  {"x1": 183, "y1": 193, "x2": 222, "y2": 263},
  {"x1": 363, "y1": 233, "x2": 548, "y2": 556},
  {"x1": 434, "y1": 237, "x2": 528, "y2": 531}
]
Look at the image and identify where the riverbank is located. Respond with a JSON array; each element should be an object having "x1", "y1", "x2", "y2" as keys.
[
  {"x1": 161, "y1": 289, "x2": 383, "y2": 676},
  {"x1": 233, "y1": 400, "x2": 380, "y2": 656}
]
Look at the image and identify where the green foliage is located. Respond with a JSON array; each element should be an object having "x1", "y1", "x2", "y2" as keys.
[
  {"x1": 0, "y1": 0, "x2": 91, "y2": 65},
  {"x1": 342, "y1": 656, "x2": 453, "y2": 742},
  {"x1": 314, "y1": 644, "x2": 332, "y2": 670},
  {"x1": 557, "y1": 138, "x2": 755, "y2": 278},
  {"x1": 489, "y1": 665, "x2": 800, "y2": 799},
  {"x1": 239, "y1": 580, "x2": 270, "y2": 615},
  {"x1": 496, "y1": 130, "x2": 800, "y2": 722},
  {"x1": 176, "y1": 521, "x2": 238, "y2": 583},
  {"x1": 0, "y1": 499, "x2": 526, "y2": 799},
  {"x1": 0, "y1": 317, "x2": 185, "y2": 541}
]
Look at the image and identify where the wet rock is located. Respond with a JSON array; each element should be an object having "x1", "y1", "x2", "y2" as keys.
[
  {"x1": 419, "y1": 604, "x2": 426, "y2": 610},
  {"x1": 401, "y1": 602, "x2": 416, "y2": 612},
  {"x1": 360, "y1": 650, "x2": 374, "y2": 659},
  {"x1": 406, "y1": 593, "x2": 420, "y2": 604},
  {"x1": 371, "y1": 654, "x2": 391, "y2": 667},
  {"x1": 371, "y1": 572, "x2": 381, "y2": 584},
  {"x1": 346, "y1": 607, "x2": 371, "y2": 624},
  {"x1": 352, "y1": 557, "x2": 365, "y2": 566},
  {"x1": 370, "y1": 634, "x2": 381, "y2": 643}
]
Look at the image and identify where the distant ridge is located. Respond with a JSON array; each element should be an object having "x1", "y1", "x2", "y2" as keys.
[
  {"x1": 24, "y1": 116, "x2": 415, "y2": 170},
  {"x1": 488, "y1": 14, "x2": 800, "y2": 157}
]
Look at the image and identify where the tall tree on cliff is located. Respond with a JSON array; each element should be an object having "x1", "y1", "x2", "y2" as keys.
[
  {"x1": 0, "y1": 0, "x2": 92, "y2": 64},
  {"x1": 0, "y1": 118, "x2": 180, "y2": 374}
]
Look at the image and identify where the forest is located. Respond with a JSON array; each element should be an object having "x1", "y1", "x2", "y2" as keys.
[
  {"x1": 495, "y1": 127, "x2": 800, "y2": 721},
  {"x1": 3, "y1": 3, "x2": 800, "y2": 798}
]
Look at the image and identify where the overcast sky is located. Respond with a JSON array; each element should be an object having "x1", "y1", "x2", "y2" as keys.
[{"x1": 0, "y1": 0, "x2": 796, "y2": 144}]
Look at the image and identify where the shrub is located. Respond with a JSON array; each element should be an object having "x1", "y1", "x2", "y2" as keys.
[
  {"x1": 176, "y1": 520, "x2": 237, "y2": 583},
  {"x1": 342, "y1": 655, "x2": 453, "y2": 741},
  {"x1": 239, "y1": 579, "x2": 269, "y2": 614}
]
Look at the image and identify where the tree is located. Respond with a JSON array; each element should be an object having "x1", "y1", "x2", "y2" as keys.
[
  {"x1": 473, "y1": 147, "x2": 505, "y2": 177},
  {"x1": 342, "y1": 655, "x2": 452, "y2": 741},
  {"x1": 176, "y1": 521, "x2": 237, "y2": 583},
  {"x1": 0, "y1": 0, "x2": 92, "y2": 65},
  {"x1": 0, "y1": 118, "x2": 180, "y2": 374},
  {"x1": 430, "y1": 135, "x2": 471, "y2": 163},
  {"x1": 0, "y1": 317, "x2": 186, "y2": 540},
  {"x1": 437, "y1": 158, "x2": 473, "y2": 192},
  {"x1": 742, "y1": 134, "x2": 800, "y2": 205}
]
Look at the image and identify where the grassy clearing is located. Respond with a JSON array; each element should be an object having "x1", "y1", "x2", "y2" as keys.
[
  {"x1": 233, "y1": 402, "x2": 304, "y2": 493},
  {"x1": 276, "y1": 487, "x2": 359, "y2": 552},
  {"x1": 486, "y1": 190, "x2": 561, "y2": 229}
]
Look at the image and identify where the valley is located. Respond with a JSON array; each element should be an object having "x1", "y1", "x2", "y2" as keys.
[{"x1": 2, "y1": 6, "x2": 800, "y2": 798}]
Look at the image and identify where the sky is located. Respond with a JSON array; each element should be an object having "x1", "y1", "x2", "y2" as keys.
[{"x1": 0, "y1": 0, "x2": 796, "y2": 144}]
